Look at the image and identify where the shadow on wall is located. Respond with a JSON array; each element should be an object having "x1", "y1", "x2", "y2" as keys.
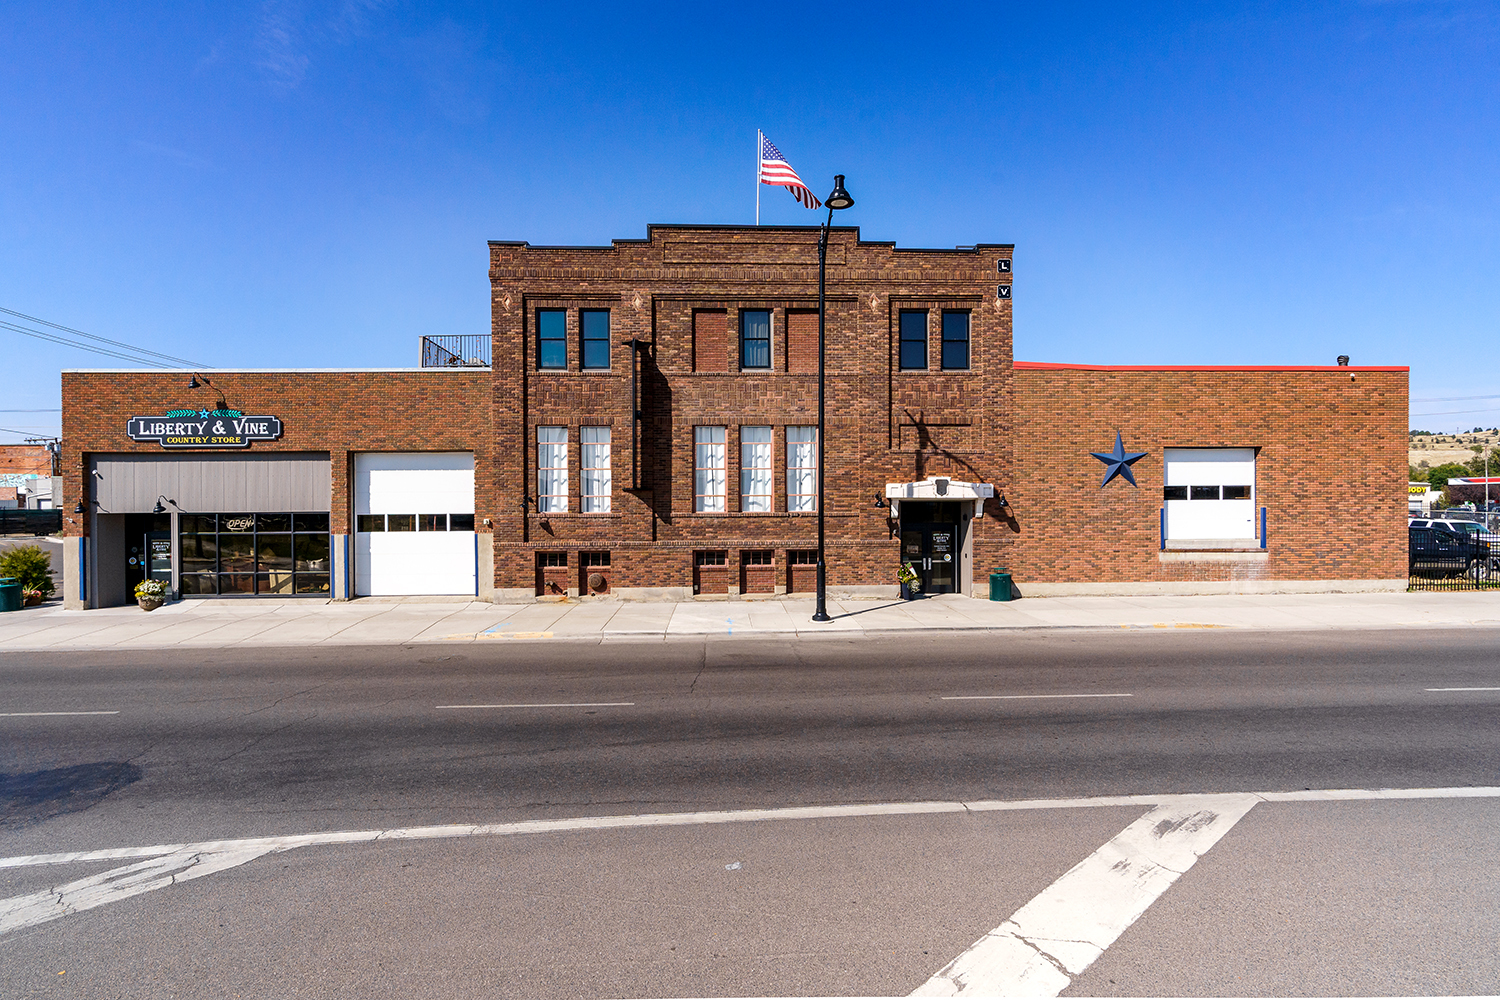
[{"x1": 0, "y1": 761, "x2": 144, "y2": 830}]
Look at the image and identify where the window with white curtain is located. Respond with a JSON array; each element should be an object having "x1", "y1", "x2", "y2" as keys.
[
  {"x1": 787, "y1": 425, "x2": 817, "y2": 512},
  {"x1": 537, "y1": 426, "x2": 569, "y2": 513},
  {"x1": 581, "y1": 426, "x2": 611, "y2": 513},
  {"x1": 694, "y1": 426, "x2": 726, "y2": 513},
  {"x1": 740, "y1": 426, "x2": 772, "y2": 512}
]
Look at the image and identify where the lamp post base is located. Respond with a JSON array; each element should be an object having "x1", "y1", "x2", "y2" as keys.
[{"x1": 812, "y1": 561, "x2": 832, "y2": 622}]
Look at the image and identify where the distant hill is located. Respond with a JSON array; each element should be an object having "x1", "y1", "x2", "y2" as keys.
[{"x1": 1409, "y1": 429, "x2": 1499, "y2": 474}]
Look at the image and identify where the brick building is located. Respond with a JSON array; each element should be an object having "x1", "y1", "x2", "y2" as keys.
[{"x1": 58, "y1": 224, "x2": 1408, "y2": 608}]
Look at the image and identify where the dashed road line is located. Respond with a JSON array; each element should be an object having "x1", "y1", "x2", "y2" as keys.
[
  {"x1": 1426, "y1": 686, "x2": 1500, "y2": 692},
  {"x1": 942, "y1": 693, "x2": 1132, "y2": 701},
  {"x1": 0, "y1": 711, "x2": 119, "y2": 717},
  {"x1": 435, "y1": 702, "x2": 635, "y2": 709}
]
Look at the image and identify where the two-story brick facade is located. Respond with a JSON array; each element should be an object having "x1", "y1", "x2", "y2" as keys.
[{"x1": 58, "y1": 224, "x2": 1408, "y2": 608}]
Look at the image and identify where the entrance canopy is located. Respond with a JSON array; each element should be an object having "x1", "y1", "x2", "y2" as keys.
[{"x1": 885, "y1": 477, "x2": 994, "y2": 518}]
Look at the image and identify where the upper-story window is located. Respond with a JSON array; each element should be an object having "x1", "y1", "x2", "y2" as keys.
[
  {"x1": 581, "y1": 310, "x2": 611, "y2": 369},
  {"x1": 740, "y1": 426, "x2": 772, "y2": 512},
  {"x1": 941, "y1": 311, "x2": 970, "y2": 370},
  {"x1": 538, "y1": 310, "x2": 566, "y2": 369},
  {"x1": 581, "y1": 426, "x2": 611, "y2": 513},
  {"x1": 537, "y1": 426, "x2": 569, "y2": 513},
  {"x1": 899, "y1": 311, "x2": 927, "y2": 370},
  {"x1": 787, "y1": 426, "x2": 817, "y2": 512},
  {"x1": 740, "y1": 310, "x2": 771, "y2": 369},
  {"x1": 694, "y1": 426, "x2": 727, "y2": 513}
]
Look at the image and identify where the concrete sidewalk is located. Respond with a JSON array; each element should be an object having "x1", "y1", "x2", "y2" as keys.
[{"x1": 1, "y1": 590, "x2": 1499, "y2": 651}]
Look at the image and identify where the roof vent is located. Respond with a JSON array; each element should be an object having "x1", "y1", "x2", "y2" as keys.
[{"x1": 1337, "y1": 355, "x2": 1350, "y2": 366}]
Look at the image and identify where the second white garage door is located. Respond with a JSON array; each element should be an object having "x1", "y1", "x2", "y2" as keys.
[
  {"x1": 354, "y1": 452, "x2": 476, "y2": 596},
  {"x1": 1163, "y1": 448, "x2": 1257, "y2": 541}
]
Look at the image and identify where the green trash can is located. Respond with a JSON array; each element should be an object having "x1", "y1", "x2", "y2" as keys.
[
  {"x1": 0, "y1": 577, "x2": 21, "y2": 613},
  {"x1": 988, "y1": 569, "x2": 1014, "y2": 602}
]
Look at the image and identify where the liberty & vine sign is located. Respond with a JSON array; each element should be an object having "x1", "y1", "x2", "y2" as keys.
[{"x1": 127, "y1": 408, "x2": 284, "y2": 449}]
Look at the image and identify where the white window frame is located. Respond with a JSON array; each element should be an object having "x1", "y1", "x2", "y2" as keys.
[
  {"x1": 694, "y1": 426, "x2": 727, "y2": 513},
  {"x1": 581, "y1": 426, "x2": 612, "y2": 513},
  {"x1": 787, "y1": 425, "x2": 817, "y2": 512},
  {"x1": 537, "y1": 426, "x2": 569, "y2": 513},
  {"x1": 740, "y1": 426, "x2": 772, "y2": 512}
]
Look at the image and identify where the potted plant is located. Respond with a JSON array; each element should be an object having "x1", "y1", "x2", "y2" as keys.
[
  {"x1": 134, "y1": 579, "x2": 168, "y2": 611},
  {"x1": 22, "y1": 587, "x2": 44, "y2": 608},
  {"x1": 896, "y1": 561, "x2": 921, "y2": 600}
]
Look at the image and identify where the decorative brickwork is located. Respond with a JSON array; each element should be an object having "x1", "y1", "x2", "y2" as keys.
[{"x1": 489, "y1": 225, "x2": 1015, "y2": 595}]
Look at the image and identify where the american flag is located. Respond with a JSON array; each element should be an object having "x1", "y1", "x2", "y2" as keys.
[{"x1": 759, "y1": 133, "x2": 821, "y2": 209}]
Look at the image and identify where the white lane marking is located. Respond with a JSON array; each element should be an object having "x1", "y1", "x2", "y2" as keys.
[
  {"x1": 942, "y1": 694, "x2": 1132, "y2": 701},
  {"x1": 0, "y1": 711, "x2": 119, "y2": 717},
  {"x1": 1425, "y1": 687, "x2": 1500, "y2": 692},
  {"x1": 2, "y1": 786, "x2": 1497, "y2": 941},
  {"x1": 911, "y1": 794, "x2": 1260, "y2": 997},
  {"x1": 435, "y1": 702, "x2": 635, "y2": 709},
  {"x1": 6, "y1": 786, "x2": 1499, "y2": 871},
  {"x1": 0, "y1": 846, "x2": 278, "y2": 937}
]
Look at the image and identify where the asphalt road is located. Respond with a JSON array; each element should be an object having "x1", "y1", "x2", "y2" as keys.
[{"x1": 3, "y1": 627, "x2": 1499, "y2": 996}]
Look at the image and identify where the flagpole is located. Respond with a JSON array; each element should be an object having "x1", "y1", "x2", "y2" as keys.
[{"x1": 755, "y1": 129, "x2": 761, "y2": 226}]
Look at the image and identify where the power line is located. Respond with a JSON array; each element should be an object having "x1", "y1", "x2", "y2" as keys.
[
  {"x1": 0, "y1": 306, "x2": 203, "y2": 368},
  {"x1": 0, "y1": 409, "x2": 61, "y2": 413},
  {"x1": 1, "y1": 319, "x2": 176, "y2": 368},
  {"x1": 1412, "y1": 407, "x2": 1500, "y2": 417},
  {"x1": 1412, "y1": 393, "x2": 1500, "y2": 403}
]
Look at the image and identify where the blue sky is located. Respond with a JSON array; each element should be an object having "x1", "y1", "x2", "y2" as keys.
[{"x1": 4, "y1": 1, "x2": 1499, "y2": 442}]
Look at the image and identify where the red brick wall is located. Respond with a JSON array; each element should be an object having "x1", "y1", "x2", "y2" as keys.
[
  {"x1": 1004, "y1": 364, "x2": 1410, "y2": 586},
  {"x1": 693, "y1": 310, "x2": 728, "y2": 373},
  {"x1": 786, "y1": 310, "x2": 817, "y2": 374},
  {"x1": 0, "y1": 445, "x2": 52, "y2": 476},
  {"x1": 488, "y1": 225, "x2": 1016, "y2": 595},
  {"x1": 58, "y1": 371, "x2": 490, "y2": 538}
]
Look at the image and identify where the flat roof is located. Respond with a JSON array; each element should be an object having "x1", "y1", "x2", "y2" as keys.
[
  {"x1": 62, "y1": 368, "x2": 484, "y2": 374},
  {"x1": 1014, "y1": 362, "x2": 1409, "y2": 372}
]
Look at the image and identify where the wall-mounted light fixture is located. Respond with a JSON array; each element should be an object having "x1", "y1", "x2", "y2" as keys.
[
  {"x1": 872, "y1": 495, "x2": 887, "y2": 508},
  {"x1": 152, "y1": 495, "x2": 178, "y2": 515},
  {"x1": 997, "y1": 495, "x2": 1010, "y2": 509}
]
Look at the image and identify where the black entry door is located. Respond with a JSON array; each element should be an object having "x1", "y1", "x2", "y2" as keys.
[{"x1": 900, "y1": 518, "x2": 959, "y2": 594}]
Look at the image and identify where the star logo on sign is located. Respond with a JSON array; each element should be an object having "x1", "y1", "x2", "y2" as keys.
[
  {"x1": 198, "y1": 409, "x2": 210, "y2": 419},
  {"x1": 1091, "y1": 432, "x2": 1147, "y2": 487}
]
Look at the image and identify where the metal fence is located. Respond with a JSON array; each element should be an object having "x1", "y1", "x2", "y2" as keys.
[
  {"x1": 420, "y1": 335, "x2": 490, "y2": 368},
  {"x1": 1408, "y1": 524, "x2": 1500, "y2": 591},
  {"x1": 0, "y1": 509, "x2": 62, "y2": 536}
]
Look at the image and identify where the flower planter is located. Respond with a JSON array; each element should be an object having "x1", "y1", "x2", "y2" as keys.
[{"x1": 137, "y1": 595, "x2": 165, "y2": 612}]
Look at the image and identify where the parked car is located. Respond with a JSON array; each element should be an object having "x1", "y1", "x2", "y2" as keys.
[{"x1": 1409, "y1": 525, "x2": 1492, "y2": 579}]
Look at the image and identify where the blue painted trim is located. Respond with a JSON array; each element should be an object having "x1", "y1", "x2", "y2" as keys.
[
  {"x1": 1159, "y1": 508, "x2": 1165, "y2": 550},
  {"x1": 1260, "y1": 506, "x2": 1268, "y2": 549},
  {"x1": 473, "y1": 533, "x2": 479, "y2": 597},
  {"x1": 79, "y1": 536, "x2": 88, "y2": 604},
  {"x1": 343, "y1": 534, "x2": 351, "y2": 600}
]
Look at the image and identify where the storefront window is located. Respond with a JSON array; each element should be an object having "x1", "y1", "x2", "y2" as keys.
[{"x1": 178, "y1": 512, "x2": 332, "y2": 596}]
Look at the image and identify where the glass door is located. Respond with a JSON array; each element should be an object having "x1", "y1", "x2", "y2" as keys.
[{"x1": 899, "y1": 523, "x2": 958, "y2": 595}]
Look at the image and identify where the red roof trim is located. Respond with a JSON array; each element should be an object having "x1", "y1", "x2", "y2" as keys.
[{"x1": 1014, "y1": 362, "x2": 1409, "y2": 372}]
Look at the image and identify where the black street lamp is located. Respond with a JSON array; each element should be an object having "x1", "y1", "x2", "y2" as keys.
[{"x1": 813, "y1": 174, "x2": 854, "y2": 623}]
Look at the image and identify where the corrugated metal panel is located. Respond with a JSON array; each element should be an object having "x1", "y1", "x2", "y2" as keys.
[{"x1": 91, "y1": 453, "x2": 331, "y2": 512}]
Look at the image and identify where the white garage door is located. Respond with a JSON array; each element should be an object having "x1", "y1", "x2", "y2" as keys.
[
  {"x1": 1164, "y1": 448, "x2": 1256, "y2": 541},
  {"x1": 354, "y1": 453, "x2": 475, "y2": 596}
]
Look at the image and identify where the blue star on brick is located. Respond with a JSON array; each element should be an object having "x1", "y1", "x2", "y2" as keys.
[{"x1": 1091, "y1": 432, "x2": 1147, "y2": 487}]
